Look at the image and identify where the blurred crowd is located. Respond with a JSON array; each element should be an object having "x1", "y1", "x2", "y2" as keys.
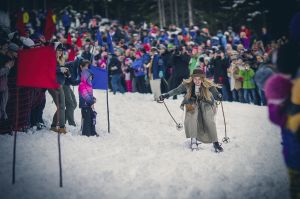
[
  {"x1": 0, "y1": 7, "x2": 300, "y2": 198},
  {"x1": 0, "y1": 7, "x2": 293, "y2": 135}
]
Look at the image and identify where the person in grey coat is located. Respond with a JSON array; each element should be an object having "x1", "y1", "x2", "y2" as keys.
[
  {"x1": 159, "y1": 68, "x2": 224, "y2": 152},
  {"x1": 0, "y1": 42, "x2": 17, "y2": 120}
]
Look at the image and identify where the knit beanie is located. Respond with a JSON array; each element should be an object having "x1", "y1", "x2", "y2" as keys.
[{"x1": 264, "y1": 74, "x2": 292, "y2": 103}]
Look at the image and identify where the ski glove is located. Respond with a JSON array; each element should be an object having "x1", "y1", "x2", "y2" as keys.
[
  {"x1": 159, "y1": 93, "x2": 170, "y2": 101},
  {"x1": 159, "y1": 71, "x2": 164, "y2": 78},
  {"x1": 216, "y1": 94, "x2": 223, "y2": 101}
]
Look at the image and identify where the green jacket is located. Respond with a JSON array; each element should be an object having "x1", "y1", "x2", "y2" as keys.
[
  {"x1": 239, "y1": 68, "x2": 256, "y2": 89},
  {"x1": 189, "y1": 56, "x2": 199, "y2": 75}
]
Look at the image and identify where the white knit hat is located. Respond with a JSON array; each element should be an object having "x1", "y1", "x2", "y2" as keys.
[{"x1": 20, "y1": 36, "x2": 35, "y2": 47}]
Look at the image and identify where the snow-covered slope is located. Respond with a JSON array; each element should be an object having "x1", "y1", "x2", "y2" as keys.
[{"x1": 0, "y1": 89, "x2": 289, "y2": 199}]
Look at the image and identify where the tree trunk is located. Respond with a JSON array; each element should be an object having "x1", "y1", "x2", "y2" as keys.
[
  {"x1": 117, "y1": 2, "x2": 121, "y2": 21},
  {"x1": 187, "y1": 0, "x2": 193, "y2": 26},
  {"x1": 104, "y1": 0, "x2": 109, "y2": 18},
  {"x1": 91, "y1": 0, "x2": 94, "y2": 16},
  {"x1": 180, "y1": 0, "x2": 185, "y2": 27},
  {"x1": 44, "y1": 0, "x2": 47, "y2": 11},
  {"x1": 158, "y1": 0, "x2": 163, "y2": 28},
  {"x1": 161, "y1": 0, "x2": 166, "y2": 27},
  {"x1": 174, "y1": 0, "x2": 179, "y2": 27},
  {"x1": 169, "y1": 0, "x2": 174, "y2": 25},
  {"x1": 7, "y1": 0, "x2": 10, "y2": 12}
]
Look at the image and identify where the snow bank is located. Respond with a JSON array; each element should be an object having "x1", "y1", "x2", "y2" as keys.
[{"x1": 0, "y1": 89, "x2": 289, "y2": 199}]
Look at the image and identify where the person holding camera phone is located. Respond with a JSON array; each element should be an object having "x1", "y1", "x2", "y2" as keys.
[
  {"x1": 159, "y1": 68, "x2": 224, "y2": 152},
  {"x1": 188, "y1": 47, "x2": 201, "y2": 75},
  {"x1": 0, "y1": 40, "x2": 15, "y2": 121},
  {"x1": 48, "y1": 43, "x2": 68, "y2": 134},
  {"x1": 239, "y1": 62, "x2": 257, "y2": 104}
]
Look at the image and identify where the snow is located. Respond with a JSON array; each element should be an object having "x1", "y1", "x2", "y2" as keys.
[{"x1": 0, "y1": 88, "x2": 289, "y2": 199}]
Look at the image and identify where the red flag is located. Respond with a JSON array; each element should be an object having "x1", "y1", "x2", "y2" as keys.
[
  {"x1": 66, "y1": 32, "x2": 72, "y2": 46},
  {"x1": 16, "y1": 12, "x2": 26, "y2": 36},
  {"x1": 76, "y1": 36, "x2": 82, "y2": 48},
  {"x1": 67, "y1": 47, "x2": 76, "y2": 62},
  {"x1": 17, "y1": 46, "x2": 59, "y2": 89},
  {"x1": 44, "y1": 10, "x2": 56, "y2": 41}
]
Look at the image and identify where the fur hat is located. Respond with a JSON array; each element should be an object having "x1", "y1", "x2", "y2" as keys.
[
  {"x1": 191, "y1": 68, "x2": 205, "y2": 78},
  {"x1": 264, "y1": 74, "x2": 292, "y2": 101},
  {"x1": 54, "y1": 42, "x2": 65, "y2": 51},
  {"x1": 254, "y1": 65, "x2": 274, "y2": 90}
]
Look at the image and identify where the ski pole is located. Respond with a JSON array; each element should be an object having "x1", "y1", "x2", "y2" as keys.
[
  {"x1": 162, "y1": 101, "x2": 183, "y2": 131},
  {"x1": 220, "y1": 101, "x2": 230, "y2": 143},
  {"x1": 58, "y1": 133, "x2": 63, "y2": 187}
]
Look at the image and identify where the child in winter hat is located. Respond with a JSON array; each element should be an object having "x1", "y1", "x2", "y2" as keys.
[{"x1": 78, "y1": 60, "x2": 98, "y2": 137}]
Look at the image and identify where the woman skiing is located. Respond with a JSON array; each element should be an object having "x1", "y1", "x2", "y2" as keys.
[{"x1": 159, "y1": 68, "x2": 224, "y2": 152}]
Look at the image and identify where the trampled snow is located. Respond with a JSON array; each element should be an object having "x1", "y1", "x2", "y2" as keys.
[{"x1": 0, "y1": 88, "x2": 289, "y2": 199}]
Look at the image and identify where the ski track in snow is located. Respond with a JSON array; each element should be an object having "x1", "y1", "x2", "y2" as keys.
[{"x1": 0, "y1": 88, "x2": 289, "y2": 199}]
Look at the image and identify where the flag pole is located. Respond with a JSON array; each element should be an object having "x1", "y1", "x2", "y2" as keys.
[
  {"x1": 106, "y1": 65, "x2": 110, "y2": 133},
  {"x1": 12, "y1": 88, "x2": 19, "y2": 184},
  {"x1": 56, "y1": 92, "x2": 63, "y2": 187},
  {"x1": 105, "y1": 30, "x2": 113, "y2": 134}
]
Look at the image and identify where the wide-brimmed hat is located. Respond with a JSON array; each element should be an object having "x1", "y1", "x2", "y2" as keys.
[
  {"x1": 191, "y1": 68, "x2": 206, "y2": 78},
  {"x1": 54, "y1": 42, "x2": 65, "y2": 51}
]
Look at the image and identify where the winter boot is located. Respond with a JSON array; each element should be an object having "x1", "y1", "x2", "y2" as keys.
[
  {"x1": 213, "y1": 142, "x2": 224, "y2": 153},
  {"x1": 50, "y1": 126, "x2": 59, "y2": 133},
  {"x1": 58, "y1": 127, "x2": 67, "y2": 134},
  {"x1": 191, "y1": 138, "x2": 198, "y2": 151}
]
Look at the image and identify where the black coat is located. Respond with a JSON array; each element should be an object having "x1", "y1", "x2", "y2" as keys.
[
  {"x1": 170, "y1": 53, "x2": 190, "y2": 77},
  {"x1": 169, "y1": 53, "x2": 190, "y2": 91},
  {"x1": 108, "y1": 55, "x2": 122, "y2": 75},
  {"x1": 161, "y1": 51, "x2": 173, "y2": 79},
  {"x1": 210, "y1": 57, "x2": 230, "y2": 85}
]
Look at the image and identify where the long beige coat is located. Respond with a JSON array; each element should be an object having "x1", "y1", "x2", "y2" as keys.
[
  {"x1": 167, "y1": 82, "x2": 220, "y2": 143},
  {"x1": 228, "y1": 64, "x2": 243, "y2": 90}
]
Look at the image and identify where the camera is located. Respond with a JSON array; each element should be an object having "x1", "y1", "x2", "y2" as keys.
[
  {"x1": 94, "y1": 54, "x2": 101, "y2": 61},
  {"x1": 64, "y1": 68, "x2": 71, "y2": 78},
  {"x1": 199, "y1": 57, "x2": 204, "y2": 63}
]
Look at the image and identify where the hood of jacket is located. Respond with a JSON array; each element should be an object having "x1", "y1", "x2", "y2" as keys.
[{"x1": 81, "y1": 69, "x2": 93, "y2": 86}]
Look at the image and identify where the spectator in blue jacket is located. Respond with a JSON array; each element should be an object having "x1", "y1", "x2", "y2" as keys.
[
  {"x1": 131, "y1": 51, "x2": 146, "y2": 93},
  {"x1": 108, "y1": 54, "x2": 125, "y2": 94},
  {"x1": 62, "y1": 10, "x2": 71, "y2": 36},
  {"x1": 147, "y1": 47, "x2": 164, "y2": 101}
]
